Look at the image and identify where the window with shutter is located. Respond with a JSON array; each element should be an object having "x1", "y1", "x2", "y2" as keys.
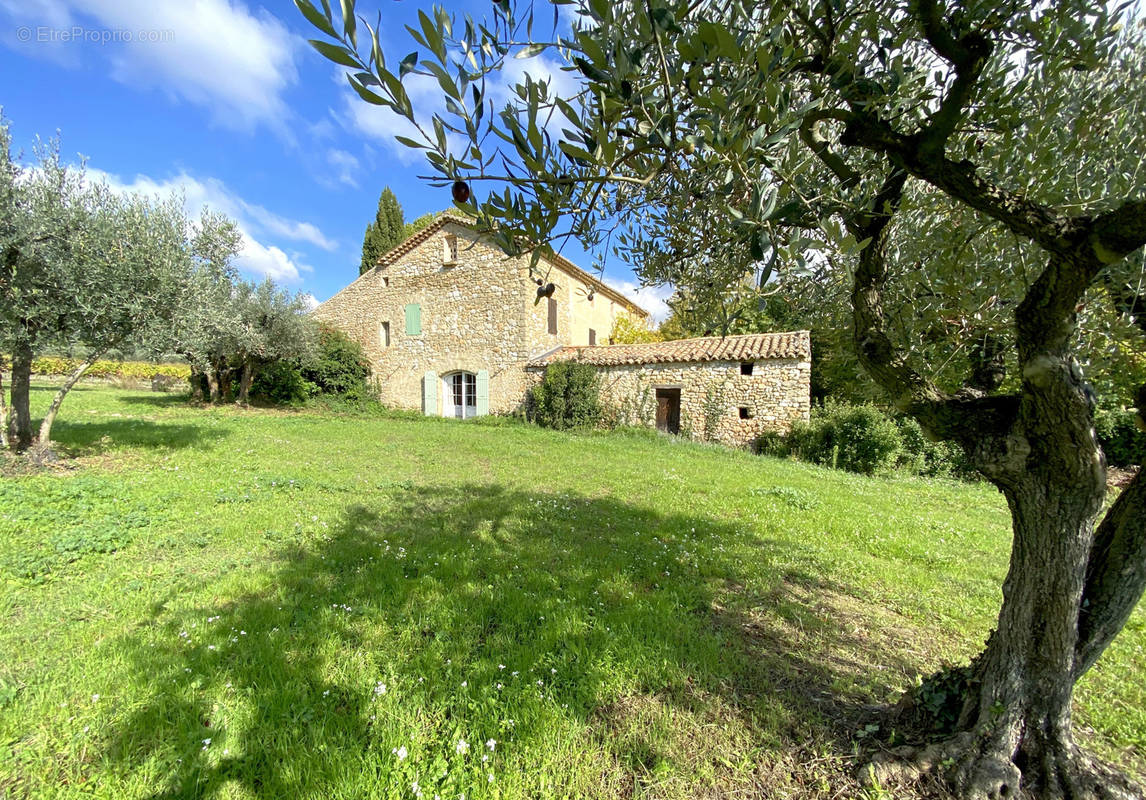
[
  {"x1": 405, "y1": 303, "x2": 421, "y2": 335},
  {"x1": 547, "y1": 297, "x2": 557, "y2": 335}
]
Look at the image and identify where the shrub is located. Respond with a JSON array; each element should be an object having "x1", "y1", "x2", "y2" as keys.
[
  {"x1": 11, "y1": 355, "x2": 191, "y2": 381},
  {"x1": 1095, "y1": 408, "x2": 1146, "y2": 467},
  {"x1": 818, "y1": 403, "x2": 902, "y2": 474},
  {"x1": 754, "y1": 429, "x2": 789, "y2": 458},
  {"x1": 300, "y1": 325, "x2": 371, "y2": 400},
  {"x1": 769, "y1": 402, "x2": 902, "y2": 475},
  {"x1": 528, "y1": 361, "x2": 601, "y2": 430},
  {"x1": 896, "y1": 416, "x2": 978, "y2": 479},
  {"x1": 250, "y1": 360, "x2": 313, "y2": 405}
]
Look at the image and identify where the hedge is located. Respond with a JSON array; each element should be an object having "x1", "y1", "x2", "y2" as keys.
[{"x1": 1, "y1": 355, "x2": 191, "y2": 381}]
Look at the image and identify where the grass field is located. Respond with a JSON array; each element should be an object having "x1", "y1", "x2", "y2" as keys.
[{"x1": 1, "y1": 383, "x2": 1143, "y2": 799}]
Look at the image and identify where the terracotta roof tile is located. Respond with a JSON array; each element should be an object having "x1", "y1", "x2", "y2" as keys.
[{"x1": 527, "y1": 331, "x2": 810, "y2": 367}]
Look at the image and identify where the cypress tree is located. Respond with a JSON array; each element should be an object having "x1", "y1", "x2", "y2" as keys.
[{"x1": 360, "y1": 187, "x2": 404, "y2": 275}]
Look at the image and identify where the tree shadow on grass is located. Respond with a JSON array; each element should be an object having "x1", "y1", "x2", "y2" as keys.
[
  {"x1": 49, "y1": 418, "x2": 228, "y2": 454},
  {"x1": 103, "y1": 484, "x2": 930, "y2": 799},
  {"x1": 116, "y1": 392, "x2": 193, "y2": 409}
]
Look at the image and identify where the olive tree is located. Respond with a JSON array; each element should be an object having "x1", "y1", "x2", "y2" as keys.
[
  {"x1": 299, "y1": 0, "x2": 1146, "y2": 796},
  {"x1": 1, "y1": 117, "x2": 243, "y2": 452},
  {"x1": 227, "y1": 279, "x2": 316, "y2": 406}
]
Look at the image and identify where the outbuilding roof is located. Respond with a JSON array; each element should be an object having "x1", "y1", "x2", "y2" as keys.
[
  {"x1": 527, "y1": 331, "x2": 811, "y2": 368},
  {"x1": 376, "y1": 214, "x2": 648, "y2": 318}
]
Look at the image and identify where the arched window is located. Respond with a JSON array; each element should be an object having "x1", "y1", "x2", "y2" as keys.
[{"x1": 443, "y1": 371, "x2": 478, "y2": 419}]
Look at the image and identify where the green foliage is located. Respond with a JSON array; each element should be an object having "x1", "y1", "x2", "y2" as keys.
[
  {"x1": 760, "y1": 405, "x2": 979, "y2": 479},
  {"x1": 528, "y1": 362, "x2": 601, "y2": 430},
  {"x1": 895, "y1": 417, "x2": 977, "y2": 480},
  {"x1": 911, "y1": 662, "x2": 980, "y2": 734},
  {"x1": 1, "y1": 355, "x2": 191, "y2": 381},
  {"x1": 300, "y1": 325, "x2": 371, "y2": 400},
  {"x1": 781, "y1": 403, "x2": 903, "y2": 476},
  {"x1": 1095, "y1": 408, "x2": 1146, "y2": 468},
  {"x1": 608, "y1": 315, "x2": 661, "y2": 344},
  {"x1": 361, "y1": 187, "x2": 405, "y2": 275},
  {"x1": 251, "y1": 325, "x2": 371, "y2": 406},
  {"x1": 250, "y1": 360, "x2": 312, "y2": 405}
]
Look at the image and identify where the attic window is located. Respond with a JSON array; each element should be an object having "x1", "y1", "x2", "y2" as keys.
[
  {"x1": 739, "y1": 406, "x2": 752, "y2": 420},
  {"x1": 382, "y1": 276, "x2": 390, "y2": 288},
  {"x1": 443, "y1": 234, "x2": 458, "y2": 265},
  {"x1": 588, "y1": 328, "x2": 596, "y2": 346},
  {"x1": 380, "y1": 322, "x2": 390, "y2": 347},
  {"x1": 740, "y1": 362, "x2": 754, "y2": 375}
]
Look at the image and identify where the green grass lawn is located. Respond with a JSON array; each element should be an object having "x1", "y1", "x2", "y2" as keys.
[{"x1": 1, "y1": 383, "x2": 1143, "y2": 799}]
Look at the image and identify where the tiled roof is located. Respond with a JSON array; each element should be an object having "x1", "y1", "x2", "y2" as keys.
[
  {"x1": 527, "y1": 331, "x2": 811, "y2": 367},
  {"x1": 375, "y1": 214, "x2": 648, "y2": 317}
]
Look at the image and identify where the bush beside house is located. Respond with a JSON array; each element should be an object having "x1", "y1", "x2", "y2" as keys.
[{"x1": 528, "y1": 362, "x2": 602, "y2": 430}]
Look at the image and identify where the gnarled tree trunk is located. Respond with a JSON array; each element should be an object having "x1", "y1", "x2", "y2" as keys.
[
  {"x1": 189, "y1": 367, "x2": 208, "y2": 403},
  {"x1": 236, "y1": 359, "x2": 254, "y2": 406},
  {"x1": 0, "y1": 364, "x2": 8, "y2": 449},
  {"x1": 845, "y1": 168, "x2": 1146, "y2": 798},
  {"x1": 8, "y1": 341, "x2": 34, "y2": 452},
  {"x1": 37, "y1": 352, "x2": 104, "y2": 449}
]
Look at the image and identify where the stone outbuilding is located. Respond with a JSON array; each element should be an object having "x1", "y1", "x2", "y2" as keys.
[{"x1": 527, "y1": 332, "x2": 812, "y2": 447}]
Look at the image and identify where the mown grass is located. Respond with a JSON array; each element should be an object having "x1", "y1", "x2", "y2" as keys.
[{"x1": 1, "y1": 383, "x2": 1143, "y2": 799}]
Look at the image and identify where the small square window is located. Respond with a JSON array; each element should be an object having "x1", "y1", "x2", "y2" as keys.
[
  {"x1": 739, "y1": 406, "x2": 752, "y2": 420},
  {"x1": 380, "y1": 322, "x2": 390, "y2": 347},
  {"x1": 740, "y1": 362, "x2": 754, "y2": 375},
  {"x1": 443, "y1": 234, "x2": 458, "y2": 264}
]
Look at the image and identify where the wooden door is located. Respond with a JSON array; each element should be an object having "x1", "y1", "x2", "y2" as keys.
[{"x1": 655, "y1": 388, "x2": 681, "y2": 435}]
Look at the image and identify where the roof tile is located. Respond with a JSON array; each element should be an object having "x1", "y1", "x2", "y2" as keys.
[{"x1": 527, "y1": 331, "x2": 810, "y2": 367}]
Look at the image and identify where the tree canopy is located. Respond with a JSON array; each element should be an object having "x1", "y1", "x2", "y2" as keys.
[{"x1": 300, "y1": 0, "x2": 1146, "y2": 796}]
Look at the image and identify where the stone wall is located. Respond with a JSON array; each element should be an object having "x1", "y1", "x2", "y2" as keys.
[
  {"x1": 528, "y1": 357, "x2": 811, "y2": 448},
  {"x1": 312, "y1": 220, "x2": 643, "y2": 415}
]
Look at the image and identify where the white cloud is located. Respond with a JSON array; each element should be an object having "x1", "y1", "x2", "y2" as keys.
[
  {"x1": 615, "y1": 280, "x2": 674, "y2": 323},
  {"x1": 1, "y1": 0, "x2": 300, "y2": 132},
  {"x1": 86, "y1": 167, "x2": 333, "y2": 284},
  {"x1": 300, "y1": 292, "x2": 321, "y2": 311},
  {"x1": 237, "y1": 238, "x2": 304, "y2": 284},
  {"x1": 325, "y1": 148, "x2": 361, "y2": 188}
]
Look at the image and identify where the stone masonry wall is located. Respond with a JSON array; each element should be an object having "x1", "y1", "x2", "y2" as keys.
[
  {"x1": 560, "y1": 357, "x2": 811, "y2": 447},
  {"x1": 312, "y1": 221, "x2": 642, "y2": 415}
]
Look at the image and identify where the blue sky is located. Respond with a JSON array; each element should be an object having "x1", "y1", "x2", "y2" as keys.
[{"x1": 0, "y1": 0, "x2": 672, "y2": 318}]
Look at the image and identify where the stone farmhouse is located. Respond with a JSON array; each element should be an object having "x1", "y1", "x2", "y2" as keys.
[{"x1": 312, "y1": 215, "x2": 811, "y2": 447}]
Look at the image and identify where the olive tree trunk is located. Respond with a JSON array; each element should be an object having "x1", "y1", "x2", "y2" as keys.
[
  {"x1": 845, "y1": 170, "x2": 1146, "y2": 798},
  {"x1": 237, "y1": 359, "x2": 254, "y2": 406},
  {"x1": 0, "y1": 364, "x2": 8, "y2": 449},
  {"x1": 8, "y1": 342, "x2": 34, "y2": 452},
  {"x1": 36, "y1": 351, "x2": 105, "y2": 449}
]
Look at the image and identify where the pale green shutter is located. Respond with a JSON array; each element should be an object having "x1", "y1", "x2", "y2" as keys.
[
  {"x1": 405, "y1": 303, "x2": 421, "y2": 335},
  {"x1": 423, "y1": 370, "x2": 437, "y2": 415},
  {"x1": 476, "y1": 370, "x2": 489, "y2": 416}
]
